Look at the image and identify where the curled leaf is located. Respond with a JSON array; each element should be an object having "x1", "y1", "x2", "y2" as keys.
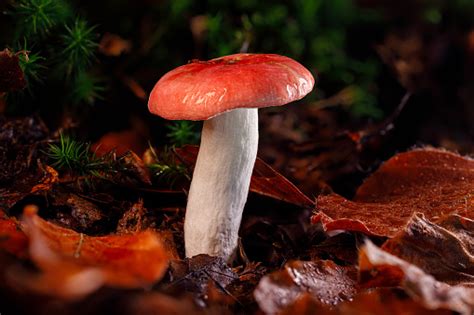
[
  {"x1": 9, "y1": 205, "x2": 170, "y2": 300},
  {"x1": 30, "y1": 165, "x2": 59, "y2": 193},
  {"x1": 312, "y1": 148, "x2": 474, "y2": 237},
  {"x1": 0, "y1": 49, "x2": 26, "y2": 93},
  {"x1": 280, "y1": 289, "x2": 451, "y2": 315},
  {"x1": 254, "y1": 260, "x2": 357, "y2": 314},
  {"x1": 168, "y1": 254, "x2": 238, "y2": 298},
  {"x1": 176, "y1": 145, "x2": 314, "y2": 207},
  {"x1": 382, "y1": 213, "x2": 474, "y2": 285},
  {"x1": 0, "y1": 210, "x2": 28, "y2": 258},
  {"x1": 359, "y1": 240, "x2": 474, "y2": 314}
]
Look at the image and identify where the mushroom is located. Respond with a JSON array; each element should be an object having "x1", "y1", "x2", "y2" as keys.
[{"x1": 148, "y1": 53, "x2": 314, "y2": 260}]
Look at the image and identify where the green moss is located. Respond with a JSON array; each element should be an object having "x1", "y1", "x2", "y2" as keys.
[
  {"x1": 11, "y1": 0, "x2": 72, "y2": 39},
  {"x1": 58, "y1": 18, "x2": 98, "y2": 77},
  {"x1": 166, "y1": 121, "x2": 201, "y2": 147}
]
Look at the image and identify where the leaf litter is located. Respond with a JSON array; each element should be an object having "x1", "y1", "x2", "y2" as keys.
[
  {"x1": 1, "y1": 121, "x2": 474, "y2": 314},
  {"x1": 312, "y1": 148, "x2": 474, "y2": 237}
]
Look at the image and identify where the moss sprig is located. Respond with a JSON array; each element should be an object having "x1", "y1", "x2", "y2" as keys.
[
  {"x1": 146, "y1": 145, "x2": 190, "y2": 186},
  {"x1": 17, "y1": 39, "x2": 46, "y2": 87},
  {"x1": 11, "y1": 0, "x2": 72, "y2": 39},
  {"x1": 46, "y1": 133, "x2": 102, "y2": 176},
  {"x1": 166, "y1": 121, "x2": 200, "y2": 147},
  {"x1": 70, "y1": 71, "x2": 105, "y2": 105},
  {"x1": 57, "y1": 18, "x2": 98, "y2": 77},
  {"x1": 46, "y1": 134, "x2": 189, "y2": 188}
]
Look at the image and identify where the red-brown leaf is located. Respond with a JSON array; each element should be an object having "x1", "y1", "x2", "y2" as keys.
[
  {"x1": 382, "y1": 213, "x2": 474, "y2": 285},
  {"x1": 30, "y1": 165, "x2": 59, "y2": 193},
  {"x1": 0, "y1": 210, "x2": 28, "y2": 258},
  {"x1": 312, "y1": 148, "x2": 474, "y2": 237},
  {"x1": 254, "y1": 260, "x2": 357, "y2": 314},
  {"x1": 91, "y1": 129, "x2": 148, "y2": 157},
  {"x1": 359, "y1": 240, "x2": 474, "y2": 314},
  {"x1": 280, "y1": 289, "x2": 451, "y2": 315},
  {"x1": 176, "y1": 145, "x2": 314, "y2": 207},
  {"x1": 9, "y1": 205, "x2": 170, "y2": 299},
  {"x1": 0, "y1": 49, "x2": 26, "y2": 93}
]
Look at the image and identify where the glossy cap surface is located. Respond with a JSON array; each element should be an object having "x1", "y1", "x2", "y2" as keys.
[{"x1": 148, "y1": 53, "x2": 315, "y2": 120}]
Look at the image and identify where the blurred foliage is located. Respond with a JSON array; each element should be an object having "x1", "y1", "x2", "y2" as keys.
[
  {"x1": 10, "y1": 0, "x2": 72, "y2": 39},
  {"x1": 2, "y1": 0, "x2": 474, "y2": 142},
  {"x1": 58, "y1": 18, "x2": 98, "y2": 77},
  {"x1": 70, "y1": 71, "x2": 104, "y2": 105},
  {"x1": 166, "y1": 121, "x2": 201, "y2": 147},
  {"x1": 200, "y1": 0, "x2": 385, "y2": 118}
]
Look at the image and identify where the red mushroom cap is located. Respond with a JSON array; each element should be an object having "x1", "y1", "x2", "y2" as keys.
[{"x1": 148, "y1": 53, "x2": 315, "y2": 120}]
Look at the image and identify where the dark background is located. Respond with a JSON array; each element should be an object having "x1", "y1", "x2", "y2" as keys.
[{"x1": 2, "y1": 0, "x2": 474, "y2": 197}]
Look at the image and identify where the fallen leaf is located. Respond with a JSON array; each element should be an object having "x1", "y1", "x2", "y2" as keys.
[
  {"x1": 92, "y1": 129, "x2": 148, "y2": 157},
  {"x1": 251, "y1": 155, "x2": 315, "y2": 207},
  {"x1": 337, "y1": 289, "x2": 452, "y2": 315},
  {"x1": 98, "y1": 149, "x2": 152, "y2": 186},
  {"x1": 0, "y1": 116, "x2": 49, "y2": 209},
  {"x1": 67, "y1": 194, "x2": 104, "y2": 229},
  {"x1": 30, "y1": 165, "x2": 59, "y2": 193},
  {"x1": 116, "y1": 200, "x2": 179, "y2": 260},
  {"x1": 280, "y1": 289, "x2": 451, "y2": 315},
  {"x1": 120, "y1": 151, "x2": 152, "y2": 185},
  {"x1": 9, "y1": 205, "x2": 170, "y2": 300},
  {"x1": 279, "y1": 293, "x2": 332, "y2": 315},
  {"x1": 167, "y1": 254, "x2": 238, "y2": 299},
  {"x1": 254, "y1": 260, "x2": 357, "y2": 314},
  {"x1": 124, "y1": 292, "x2": 207, "y2": 315},
  {"x1": 228, "y1": 261, "x2": 267, "y2": 306},
  {"x1": 309, "y1": 233, "x2": 359, "y2": 265},
  {"x1": 312, "y1": 148, "x2": 474, "y2": 237},
  {"x1": 176, "y1": 145, "x2": 314, "y2": 207},
  {"x1": 382, "y1": 213, "x2": 474, "y2": 285},
  {"x1": 0, "y1": 49, "x2": 26, "y2": 93},
  {"x1": 117, "y1": 199, "x2": 147, "y2": 234},
  {"x1": 0, "y1": 209, "x2": 28, "y2": 258},
  {"x1": 359, "y1": 240, "x2": 474, "y2": 314}
]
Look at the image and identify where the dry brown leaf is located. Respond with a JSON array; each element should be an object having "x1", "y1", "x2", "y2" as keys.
[
  {"x1": 0, "y1": 209, "x2": 28, "y2": 258},
  {"x1": 279, "y1": 293, "x2": 333, "y2": 315},
  {"x1": 309, "y1": 233, "x2": 359, "y2": 265},
  {"x1": 359, "y1": 240, "x2": 474, "y2": 314},
  {"x1": 117, "y1": 199, "x2": 147, "y2": 234},
  {"x1": 312, "y1": 148, "x2": 474, "y2": 237},
  {"x1": 124, "y1": 292, "x2": 207, "y2": 315},
  {"x1": 0, "y1": 49, "x2": 26, "y2": 93},
  {"x1": 66, "y1": 194, "x2": 104, "y2": 229},
  {"x1": 92, "y1": 130, "x2": 148, "y2": 157},
  {"x1": 30, "y1": 165, "x2": 59, "y2": 193},
  {"x1": 168, "y1": 254, "x2": 238, "y2": 298},
  {"x1": 254, "y1": 260, "x2": 357, "y2": 314},
  {"x1": 176, "y1": 145, "x2": 314, "y2": 207},
  {"x1": 8, "y1": 205, "x2": 170, "y2": 300},
  {"x1": 280, "y1": 289, "x2": 451, "y2": 315},
  {"x1": 382, "y1": 213, "x2": 474, "y2": 285}
]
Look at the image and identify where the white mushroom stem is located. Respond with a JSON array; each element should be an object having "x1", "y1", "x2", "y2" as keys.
[{"x1": 184, "y1": 108, "x2": 258, "y2": 260}]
